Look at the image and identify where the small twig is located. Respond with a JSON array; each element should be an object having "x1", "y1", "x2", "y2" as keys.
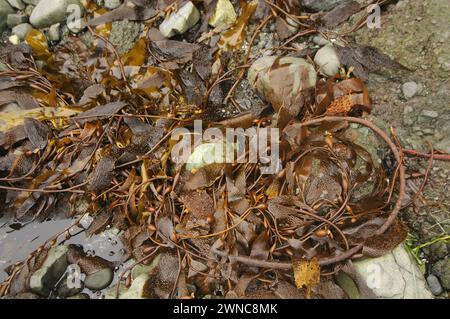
[
  {"x1": 0, "y1": 181, "x2": 87, "y2": 194},
  {"x1": 402, "y1": 148, "x2": 450, "y2": 161},
  {"x1": 403, "y1": 142, "x2": 434, "y2": 208}
]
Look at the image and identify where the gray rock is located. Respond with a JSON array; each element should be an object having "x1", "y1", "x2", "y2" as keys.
[
  {"x1": 248, "y1": 56, "x2": 317, "y2": 111},
  {"x1": 9, "y1": 34, "x2": 21, "y2": 45},
  {"x1": 159, "y1": 1, "x2": 200, "y2": 38},
  {"x1": 30, "y1": 0, "x2": 84, "y2": 28},
  {"x1": 432, "y1": 259, "x2": 450, "y2": 291},
  {"x1": 402, "y1": 81, "x2": 418, "y2": 99},
  {"x1": 104, "y1": 0, "x2": 122, "y2": 10},
  {"x1": 29, "y1": 246, "x2": 69, "y2": 297},
  {"x1": 84, "y1": 268, "x2": 114, "y2": 291},
  {"x1": 0, "y1": 0, "x2": 15, "y2": 32},
  {"x1": 302, "y1": 0, "x2": 347, "y2": 12},
  {"x1": 7, "y1": 0, "x2": 25, "y2": 9},
  {"x1": 427, "y1": 274, "x2": 444, "y2": 296},
  {"x1": 314, "y1": 44, "x2": 341, "y2": 77},
  {"x1": 420, "y1": 110, "x2": 439, "y2": 118},
  {"x1": 351, "y1": 245, "x2": 434, "y2": 298},
  {"x1": 48, "y1": 23, "x2": 60, "y2": 41},
  {"x1": 313, "y1": 35, "x2": 331, "y2": 46},
  {"x1": 7, "y1": 14, "x2": 28, "y2": 28},
  {"x1": 12, "y1": 23, "x2": 32, "y2": 40}
]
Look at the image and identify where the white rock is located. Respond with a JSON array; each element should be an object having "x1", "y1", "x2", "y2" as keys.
[
  {"x1": 159, "y1": 1, "x2": 200, "y2": 38},
  {"x1": 78, "y1": 213, "x2": 94, "y2": 229},
  {"x1": 7, "y1": 0, "x2": 25, "y2": 10},
  {"x1": 0, "y1": 0, "x2": 15, "y2": 32},
  {"x1": 285, "y1": 16, "x2": 300, "y2": 33},
  {"x1": 208, "y1": 0, "x2": 237, "y2": 28},
  {"x1": 30, "y1": 0, "x2": 84, "y2": 28},
  {"x1": 104, "y1": 0, "x2": 122, "y2": 10},
  {"x1": 402, "y1": 81, "x2": 418, "y2": 99},
  {"x1": 314, "y1": 44, "x2": 341, "y2": 77},
  {"x1": 186, "y1": 142, "x2": 236, "y2": 172},
  {"x1": 248, "y1": 56, "x2": 317, "y2": 110},
  {"x1": 48, "y1": 23, "x2": 61, "y2": 41},
  {"x1": 30, "y1": 246, "x2": 69, "y2": 297},
  {"x1": 8, "y1": 34, "x2": 20, "y2": 44},
  {"x1": 352, "y1": 245, "x2": 433, "y2": 299}
]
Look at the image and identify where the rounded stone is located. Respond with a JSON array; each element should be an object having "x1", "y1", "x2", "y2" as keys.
[
  {"x1": 84, "y1": 268, "x2": 114, "y2": 291},
  {"x1": 432, "y1": 259, "x2": 450, "y2": 291},
  {"x1": 248, "y1": 55, "x2": 317, "y2": 112},
  {"x1": 30, "y1": 0, "x2": 84, "y2": 28},
  {"x1": 426, "y1": 274, "x2": 443, "y2": 296},
  {"x1": 314, "y1": 44, "x2": 341, "y2": 77},
  {"x1": 12, "y1": 23, "x2": 32, "y2": 40},
  {"x1": 402, "y1": 81, "x2": 418, "y2": 99}
]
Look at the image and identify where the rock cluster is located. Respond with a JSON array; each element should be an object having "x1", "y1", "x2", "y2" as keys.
[{"x1": 28, "y1": 244, "x2": 115, "y2": 299}]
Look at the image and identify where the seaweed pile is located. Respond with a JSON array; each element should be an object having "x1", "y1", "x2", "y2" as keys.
[{"x1": 0, "y1": 0, "x2": 413, "y2": 299}]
